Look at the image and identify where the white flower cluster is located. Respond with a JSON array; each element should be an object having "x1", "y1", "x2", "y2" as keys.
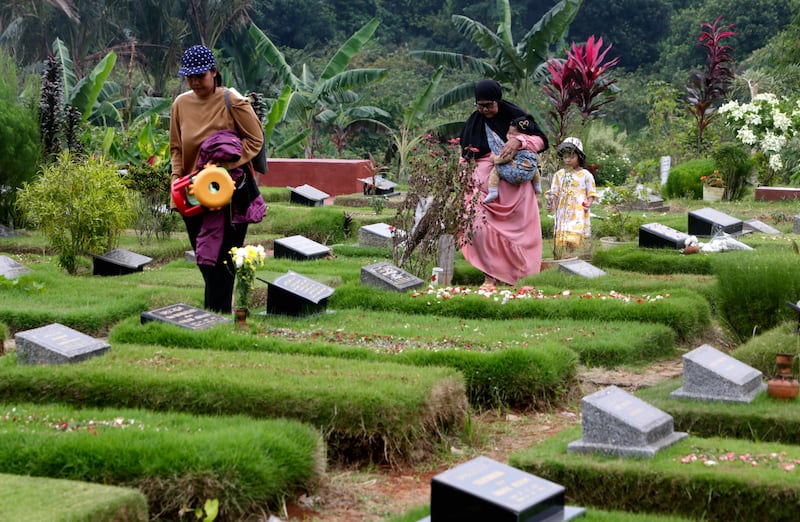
[
  {"x1": 231, "y1": 244, "x2": 266, "y2": 270},
  {"x1": 719, "y1": 93, "x2": 800, "y2": 172}
]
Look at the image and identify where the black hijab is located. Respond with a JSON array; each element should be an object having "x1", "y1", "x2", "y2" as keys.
[{"x1": 460, "y1": 79, "x2": 548, "y2": 160}]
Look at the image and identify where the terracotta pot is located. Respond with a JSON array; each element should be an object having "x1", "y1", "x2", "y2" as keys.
[
  {"x1": 768, "y1": 353, "x2": 799, "y2": 400},
  {"x1": 767, "y1": 376, "x2": 800, "y2": 400},
  {"x1": 540, "y1": 256, "x2": 578, "y2": 271},
  {"x1": 683, "y1": 245, "x2": 700, "y2": 255},
  {"x1": 235, "y1": 308, "x2": 248, "y2": 328}
]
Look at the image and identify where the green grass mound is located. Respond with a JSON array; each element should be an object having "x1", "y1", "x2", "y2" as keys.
[
  {"x1": 330, "y1": 283, "x2": 710, "y2": 342},
  {"x1": 1, "y1": 472, "x2": 148, "y2": 522},
  {"x1": 636, "y1": 378, "x2": 800, "y2": 444},
  {"x1": 0, "y1": 344, "x2": 467, "y2": 465},
  {"x1": 592, "y1": 243, "x2": 715, "y2": 275},
  {"x1": 108, "y1": 315, "x2": 577, "y2": 408},
  {"x1": 510, "y1": 428, "x2": 800, "y2": 521},
  {"x1": 0, "y1": 403, "x2": 323, "y2": 521}
]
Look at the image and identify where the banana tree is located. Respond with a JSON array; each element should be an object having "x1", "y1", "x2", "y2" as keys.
[
  {"x1": 410, "y1": 0, "x2": 582, "y2": 116},
  {"x1": 249, "y1": 18, "x2": 388, "y2": 158}
]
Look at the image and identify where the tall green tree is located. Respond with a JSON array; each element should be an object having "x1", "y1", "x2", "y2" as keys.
[
  {"x1": 410, "y1": 0, "x2": 582, "y2": 115},
  {"x1": 249, "y1": 18, "x2": 388, "y2": 158}
]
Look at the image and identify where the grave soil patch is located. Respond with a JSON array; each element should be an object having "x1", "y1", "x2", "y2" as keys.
[{"x1": 279, "y1": 357, "x2": 689, "y2": 521}]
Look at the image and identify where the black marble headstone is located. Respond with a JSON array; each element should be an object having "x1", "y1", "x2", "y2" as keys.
[
  {"x1": 140, "y1": 303, "x2": 229, "y2": 330},
  {"x1": 359, "y1": 174, "x2": 398, "y2": 196},
  {"x1": 430, "y1": 456, "x2": 584, "y2": 522},
  {"x1": 289, "y1": 184, "x2": 329, "y2": 207},
  {"x1": 15, "y1": 323, "x2": 110, "y2": 365},
  {"x1": 92, "y1": 248, "x2": 152, "y2": 276},
  {"x1": 361, "y1": 262, "x2": 425, "y2": 292},
  {"x1": 273, "y1": 235, "x2": 330, "y2": 261},
  {"x1": 688, "y1": 207, "x2": 743, "y2": 237},
  {"x1": 639, "y1": 223, "x2": 690, "y2": 250},
  {"x1": 0, "y1": 255, "x2": 32, "y2": 280},
  {"x1": 263, "y1": 271, "x2": 335, "y2": 316}
]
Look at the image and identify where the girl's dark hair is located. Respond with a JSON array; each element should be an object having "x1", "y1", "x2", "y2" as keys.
[{"x1": 213, "y1": 68, "x2": 222, "y2": 87}]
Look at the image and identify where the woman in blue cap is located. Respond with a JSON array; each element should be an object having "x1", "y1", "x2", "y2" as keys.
[{"x1": 169, "y1": 45, "x2": 265, "y2": 313}]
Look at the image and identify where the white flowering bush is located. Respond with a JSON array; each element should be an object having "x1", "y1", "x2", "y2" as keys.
[{"x1": 719, "y1": 93, "x2": 800, "y2": 179}]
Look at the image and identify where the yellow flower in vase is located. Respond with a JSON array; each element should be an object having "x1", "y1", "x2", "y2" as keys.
[{"x1": 229, "y1": 244, "x2": 267, "y2": 313}]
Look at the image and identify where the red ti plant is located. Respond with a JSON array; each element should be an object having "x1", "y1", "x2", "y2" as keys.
[
  {"x1": 685, "y1": 16, "x2": 736, "y2": 154},
  {"x1": 543, "y1": 36, "x2": 620, "y2": 145}
]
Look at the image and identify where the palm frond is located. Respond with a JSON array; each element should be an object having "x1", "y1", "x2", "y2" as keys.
[
  {"x1": 319, "y1": 18, "x2": 380, "y2": 82},
  {"x1": 519, "y1": 0, "x2": 583, "y2": 72}
]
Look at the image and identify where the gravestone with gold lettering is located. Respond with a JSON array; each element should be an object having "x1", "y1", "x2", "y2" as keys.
[
  {"x1": 140, "y1": 303, "x2": 229, "y2": 330},
  {"x1": 361, "y1": 262, "x2": 424, "y2": 292},
  {"x1": 15, "y1": 323, "x2": 110, "y2": 365},
  {"x1": 567, "y1": 385, "x2": 687, "y2": 458},
  {"x1": 263, "y1": 271, "x2": 335, "y2": 316},
  {"x1": 425, "y1": 456, "x2": 585, "y2": 522}
]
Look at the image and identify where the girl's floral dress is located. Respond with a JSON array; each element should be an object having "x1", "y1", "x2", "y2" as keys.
[{"x1": 547, "y1": 167, "x2": 598, "y2": 250}]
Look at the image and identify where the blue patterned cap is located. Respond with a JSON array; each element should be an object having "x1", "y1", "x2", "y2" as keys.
[{"x1": 178, "y1": 45, "x2": 216, "y2": 76}]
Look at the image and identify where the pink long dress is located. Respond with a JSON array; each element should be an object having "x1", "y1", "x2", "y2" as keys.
[{"x1": 461, "y1": 155, "x2": 543, "y2": 285}]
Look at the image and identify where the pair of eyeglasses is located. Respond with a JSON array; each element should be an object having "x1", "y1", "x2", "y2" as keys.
[{"x1": 475, "y1": 101, "x2": 495, "y2": 110}]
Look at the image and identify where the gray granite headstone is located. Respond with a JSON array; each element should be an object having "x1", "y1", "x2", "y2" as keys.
[
  {"x1": 358, "y1": 223, "x2": 394, "y2": 247},
  {"x1": 428, "y1": 456, "x2": 585, "y2": 522},
  {"x1": 263, "y1": 271, "x2": 335, "y2": 316},
  {"x1": 794, "y1": 215, "x2": 800, "y2": 235},
  {"x1": 688, "y1": 207, "x2": 743, "y2": 237},
  {"x1": 92, "y1": 248, "x2": 152, "y2": 276},
  {"x1": 558, "y1": 259, "x2": 606, "y2": 278},
  {"x1": 289, "y1": 184, "x2": 329, "y2": 207},
  {"x1": 670, "y1": 344, "x2": 765, "y2": 403},
  {"x1": 361, "y1": 262, "x2": 425, "y2": 292},
  {"x1": 639, "y1": 223, "x2": 690, "y2": 250},
  {"x1": 743, "y1": 219, "x2": 781, "y2": 235},
  {"x1": 273, "y1": 235, "x2": 330, "y2": 261},
  {"x1": 568, "y1": 385, "x2": 687, "y2": 458},
  {"x1": 184, "y1": 250, "x2": 196, "y2": 264},
  {"x1": 0, "y1": 255, "x2": 32, "y2": 280},
  {"x1": 140, "y1": 303, "x2": 229, "y2": 330},
  {"x1": 15, "y1": 323, "x2": 110, "y2": 365}
]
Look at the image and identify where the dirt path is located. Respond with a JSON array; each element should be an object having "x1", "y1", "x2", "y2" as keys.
[{"x1": 279, "y1": 358, "x2": 686, "y2": 522}]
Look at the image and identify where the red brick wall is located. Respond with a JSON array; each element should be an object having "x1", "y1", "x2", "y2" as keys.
[
  {"x1": 259, "y1": 159, "x2": 373, "y2": 197},
  {"x1": 755, "y1": 187, "x2": 800, "y2": 201}
]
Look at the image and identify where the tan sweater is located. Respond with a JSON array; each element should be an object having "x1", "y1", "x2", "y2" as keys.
[{"x1": 169, "y1": 87, "x2": 264, "y2": 183}]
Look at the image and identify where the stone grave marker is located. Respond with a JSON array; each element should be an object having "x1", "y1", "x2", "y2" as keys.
[
  {"x1": 670, "y1": 344, "x2": 765, "y2": 403},
  {"x1": 361, "y1": 262, "x2": 425, "y2": 292},
  {"x1": 359, "y1": 174, "x2": 398, "y2": 196},
  {"x1": 425, "y1": 456, "x2": 585, "y2": 522},
  {"x1": 0, "y1": 224, "x2": 21, "y2": 237},
  {"x1": 0, "y1": 255, "x2": 32, "y2": 280},
  {"x1": 688, "y1": 207, "x2": 743, "y2": 237},
  {"x1": 743, "y1": 219, "x2": 781, "y2": 235},
  {"x1": 140, "y1": 303, "x2": 229, "y2": 330},
  {"x1": 273, "y1": 235, "x2": 330, "y2": 261},
  {"x1": 567, "y1": 385, "x2": 687, "y2": 458},
  {"x1": 659, "y1": 156, "x2": 671, "y2": 185},
  {"x1": 92, "y1": 248, "x2": 152, "y2": 276},
  {"x1": 263, "y1": 271, "x2": 334, "y2": 316},
  {"x1": 639, "y1": 223, "x2": 690, "y2": 250},
  {"x1": 15, "y1": 323, "x2": 110, "y2": 365},
  {"x1": 358, "y1": 222, "x2": 394, "y2": 248},
  {"x1": 794, "y1": 216, "x2": 800, "y2": 235},
  {"x1": 558, "y1": 258, "x2": 606, "y2": 278},
  {"x1": 185, "y1": 250, "x2": 196, "y2": 264},
  {"x1": 289, "y1": 184, "x2": 329, "y2": 207}
]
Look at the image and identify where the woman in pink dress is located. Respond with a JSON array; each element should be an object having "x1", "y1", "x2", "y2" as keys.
[{"x1": 459, "y1": 79, "x2": 548, "y2": 286}]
